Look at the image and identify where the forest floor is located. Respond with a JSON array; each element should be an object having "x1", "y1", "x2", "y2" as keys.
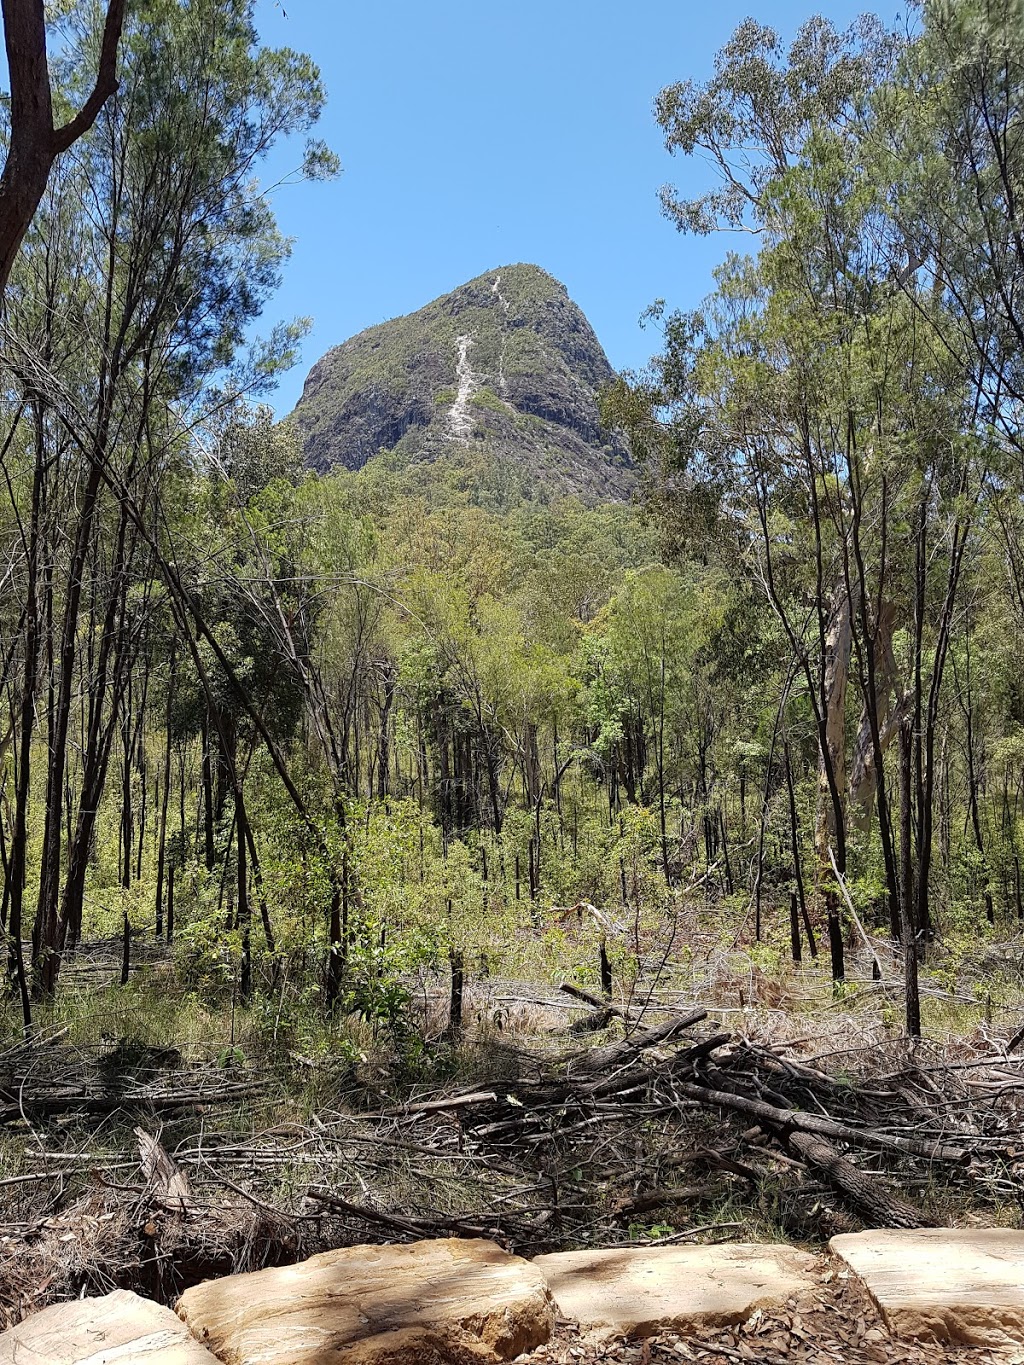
[
  {"x1": 2, "y1": 925, "x2": 1024, "y2": 1358},
  {"x1": 521, "y1": 1281, "x2": 1024, "y2": 1365}
]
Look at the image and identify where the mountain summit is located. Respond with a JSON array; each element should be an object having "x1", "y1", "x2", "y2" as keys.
[{"x1": 289, "y1": 264, "x2": 635, "y2": 501}]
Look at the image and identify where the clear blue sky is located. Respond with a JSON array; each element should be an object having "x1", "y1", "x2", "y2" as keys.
[{"x1": 253, "y1": 0, "x2": 890, "y2": 416}]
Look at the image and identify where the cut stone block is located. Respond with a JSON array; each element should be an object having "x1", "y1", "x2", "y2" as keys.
[
  {"x1": 831, "y1": 1227, "x2": 1024, "y2": 1346},
  {"x1": 0, "y1": 1288, "x2": 221, "y2": 1364},
  {"x1": 176, "y1": 1237, "x2": 553, "y2": 1364},
  {"x1": 532, "y1": 1242, "x2": 818, "y2": 1338}
]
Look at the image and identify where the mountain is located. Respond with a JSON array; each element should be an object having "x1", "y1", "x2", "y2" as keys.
[{"x1": 288, "y1": 264, "x2": 635, "y2": 502}]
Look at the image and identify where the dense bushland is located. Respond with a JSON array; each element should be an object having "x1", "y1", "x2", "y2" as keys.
[{"x1": 2, "y1": 0, "x2": 1024, "y2": 1057}]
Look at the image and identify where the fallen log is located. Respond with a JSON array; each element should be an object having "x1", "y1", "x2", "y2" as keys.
[
  {"x1": 610, "y1": 1184, "x2": 716, "y2": 1220},
  {"x1": 786, "y1": 1130, "x2": 933, "y2": 1229},
  {"x1": 0, "y1": 1081, "x2": 263, "y2": 1124},
  {"x1": 672, "y1": 1080, "x2": 969, "y2": 1163},
  {"x1": 569, "y1": 1010, "x2": 707, "y2": 1076},
  {"x1": 578, "y1": 1034, "x2": 731, "y2": 1100},
  {"x1": 559, "y1": 982, "x2": 632, "y2": 1019}
]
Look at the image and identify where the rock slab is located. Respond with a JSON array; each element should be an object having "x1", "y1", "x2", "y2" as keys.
[
  {"x1": 532, "y1": 1243, "x2": 818, "y2": 1338},
  {"x1": 176, "y1": 1236, "x2": 553, "y2": 1364},
  {"x1": 0, "y1": 1288, "x2": 221, "y2": 1364},
  {"x1": 831, "y1": 1227, "x2": 1024, "y2": 1346}
]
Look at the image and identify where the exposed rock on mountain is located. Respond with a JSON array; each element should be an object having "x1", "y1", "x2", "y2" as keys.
[{"x1": 289, "y1": 264, "x2": 635, "y2": 502}]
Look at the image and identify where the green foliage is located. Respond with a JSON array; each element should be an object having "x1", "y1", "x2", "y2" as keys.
[
  {"x1": 8, "y1": 0, "x2": 1024, "y2": 1069},
  {"x1": 470, "y1": 387, "x2": 507, "y2": 413}
]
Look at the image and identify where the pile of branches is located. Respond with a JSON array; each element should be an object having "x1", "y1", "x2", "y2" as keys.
[
  {"x1": 300, "y1": 989, "x2": 1024, "y2": 1247},
  {"x1": 442, "y1": 991, "x2": 1021, "y2": 1231},
  {"x1": 3, "y1": 995, "x2": 1023, "y2": 1320}
]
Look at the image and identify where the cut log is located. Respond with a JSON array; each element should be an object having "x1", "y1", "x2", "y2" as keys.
[
  {"x1": 135, "y1": 1126, "x2": 191, "y2": 1209},
  {"x1": 787, "y1": 1130, "x2": 932, "y2": 1229}
]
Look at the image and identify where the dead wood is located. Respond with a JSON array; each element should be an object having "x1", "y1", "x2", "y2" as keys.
[
  {"x1": 785, "y1": 1130, "x2": 932, "y2": 1229},
  {"x1": 559, "y1": 982, "x2": 633, "y2": 1020},
  {"x1": 7, "y1": 1007, "x2": 1021, "y2": 1313},
  {"x1": 388, "y1": 1090, "x2": 498, "y2": 1116},
  {"x1": 610, "y1": 1184, "x2": 721, "y2": 1220},
  {"x1": 135, "y1": 1127, "x2": 191, "y2": 1209},
  {"x1": 671, "y1": 1078, "x2": 969, "y2": 1163},
  {"x1": 568, "y1": 1009, "x2": 708, "y2": 1075},
  {"x1": 306, "y1": 1186, "x2": 500, "y2": 1241}
]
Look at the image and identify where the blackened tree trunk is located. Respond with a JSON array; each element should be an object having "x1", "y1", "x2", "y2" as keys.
[
  {"x1": 236, "y1": 784, "x2": 251, "y2": 1003},
  {"x1": 5, "y1": 401, "x2": 44, "y2": 1030},
  {"x1": 899, "y1": 719, "x2": 920, "y2": 1037}
]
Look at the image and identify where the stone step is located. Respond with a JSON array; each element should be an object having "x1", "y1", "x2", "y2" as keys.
[
  {"x1": 0, "y1": 1288, "x2": 221, "y2": 1364},
  {"x1": 7, "y1": 1229, "x2": 1024, "y2": 1363},
  {"x1": 831, "y1": 1227, "x2": 1024, "y2": 1348},
  {"x1": 176, "y1": 1236, "x2": 553, "y2": 1364},
  {"x1": 533, "y1": 1242, "x2": 819, "y2": 1339}
]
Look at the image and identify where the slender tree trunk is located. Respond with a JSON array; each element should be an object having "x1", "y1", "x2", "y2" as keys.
[
  {"x1": 448, "y1": 948, "x2": 464, "y2": 1035},
  {"x1": 5, "y1": 402, "x2": 44, "y2": 1031},
  {"x1": 815, "y1": 588, "x2": 851, "y2": 869},
  {"x1": 236, "y1": 783, "x2": 250, "y2": 1003},
  {"x1": 33, "y1": 455, "x2": 104, "y2": 993},
  {"x1": 201, "y1": 708, "x2": 215, "y2": 869},
  {"x1": 154, "y1": 645, "x2": 176, "y2": 938},
  {"x1": 899, "y1": 719, "x2": 921, "y2": 1037},
  {"x1": 376, "y1": 660, "x2": 395, "y2": 798}
]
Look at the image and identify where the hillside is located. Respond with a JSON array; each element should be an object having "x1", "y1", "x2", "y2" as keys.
[{"x1": 289, "y1": 264, "x2": 635, "y2": 502}]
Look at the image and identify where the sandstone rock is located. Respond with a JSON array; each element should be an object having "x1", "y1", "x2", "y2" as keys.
[
  {"x1": 0, "y1": 1288, "x2": 220, "y2": 1364},
  {"x1": 532, "y1": 1242, "x2": 818, "y2": 1338},
  {"x1": 176, "y1": 1237, "x2": 553, "y2": 1364},
  {"x1": 831, "y1": 1227, "x2": 1024, "y2": 1346}
]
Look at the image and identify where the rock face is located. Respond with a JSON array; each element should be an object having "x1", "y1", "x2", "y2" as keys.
[
  {"x1": 290, "y1": 264, "x2": 635, "y2": 503},
  {"x1": 532, "y1": 1244, "x2": 818, "y2": 1339},
  {"x1": 831, "y1": 1228, "x2": 1024, "y2": 1346},
  {"x1": 0, "y1": 1289, "x2": 220, "y2": 1364},
  {"x1": 177, "y1": 1237, "x2": 553, "y2": 1365}
]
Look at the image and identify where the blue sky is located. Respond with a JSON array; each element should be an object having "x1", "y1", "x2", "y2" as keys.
[{"x1": 253, "y1": 0, "x2": 890, "y2": 415}]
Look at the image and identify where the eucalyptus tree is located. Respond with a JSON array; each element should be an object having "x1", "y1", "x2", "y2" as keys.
[
  {"x1": 0, "y1": 0, "x2": 334, "y2": 1006},
  {"x1": 0, "y1": 0, "x2": 126, "y2": 297},
  {"x1": 880, "y1": 2, "x2": 1024, "y2": 925},
  {"x1": 637, "y1": 15, "x2": 991, "y2": 1025}
]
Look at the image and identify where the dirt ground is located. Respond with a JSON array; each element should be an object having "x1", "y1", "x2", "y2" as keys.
[{"x1": 521, "y1": 1268, "x2": 1024, "y2": 1365}]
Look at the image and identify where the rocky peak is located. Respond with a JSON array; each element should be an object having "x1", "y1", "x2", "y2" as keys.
[{"x1": 289, "y1": 264, "x2": 634, "y2": 502}]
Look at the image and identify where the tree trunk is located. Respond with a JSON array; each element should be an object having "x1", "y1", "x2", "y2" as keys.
[
  {"x1": 0, "y1": 0, "x2": 126, "y2": 297},
  {"x1": 236, "y1": 784, "x2": 250, "y2": 1003},
  {"x1": 815, "y1": 588, "x2": 850, "y2": 867},
  {"x1": 154, "y1": 647, "x2": 177, "y2": 938},
  {"x1": 899, "y1": 719, "x2": 921, "y2": 1037}
]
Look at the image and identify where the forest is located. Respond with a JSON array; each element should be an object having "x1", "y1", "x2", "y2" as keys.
[{"x1": 2, "y1": 0, "x2": 1024, "y2": 1343}]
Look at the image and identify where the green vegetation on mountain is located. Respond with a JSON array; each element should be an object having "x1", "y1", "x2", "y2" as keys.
[{"x1": 289, "y1": 263, "x2": 635, "y2": 502}]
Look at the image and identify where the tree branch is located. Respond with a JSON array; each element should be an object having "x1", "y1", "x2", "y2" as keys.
[{"x1": 51, "y1": 0, "x2": 127, "y2": 153}]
